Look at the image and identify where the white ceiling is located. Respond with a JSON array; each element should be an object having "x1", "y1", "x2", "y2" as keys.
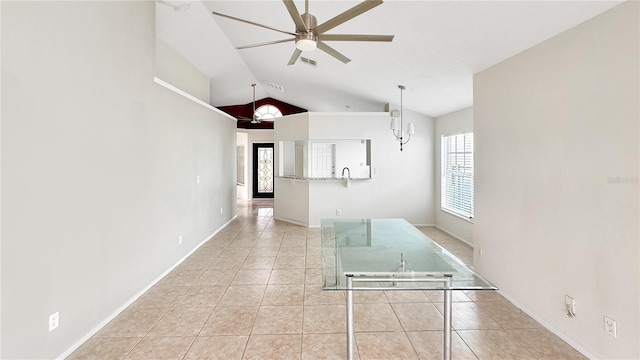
[{"x1": 157, "y1": 0, "x2": 622, "y2": 117}]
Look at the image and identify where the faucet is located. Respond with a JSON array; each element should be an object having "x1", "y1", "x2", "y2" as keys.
[{"x1": 341, "y1": 167, "x2": 351, "y2": 179}]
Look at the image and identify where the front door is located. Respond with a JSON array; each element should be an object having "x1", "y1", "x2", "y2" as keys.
[{"x1": 253, "y1": 143, "x2": 274, "y2": 198}]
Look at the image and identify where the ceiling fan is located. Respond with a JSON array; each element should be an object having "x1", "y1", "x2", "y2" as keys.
[{"x1": 212, "y1": 0, "x2": 394, "y2": 65}]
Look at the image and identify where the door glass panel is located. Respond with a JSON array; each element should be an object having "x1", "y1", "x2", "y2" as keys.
[{"x1": 257, "y1": 146, "x2": 274, "y2": 194}]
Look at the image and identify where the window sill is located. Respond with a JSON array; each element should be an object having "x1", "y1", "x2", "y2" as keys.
[{"x1": 441, "y1": 208, "x2": 474, "y2": 224}]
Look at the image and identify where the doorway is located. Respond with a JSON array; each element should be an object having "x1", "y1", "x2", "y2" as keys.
[{"x1": 253, "y1": 143, "x2": 274, "y2": 198}]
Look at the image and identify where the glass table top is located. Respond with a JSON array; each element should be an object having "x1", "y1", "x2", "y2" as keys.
[{"x1": 321, "y1": 218, "x2": 497, "y2": 291}]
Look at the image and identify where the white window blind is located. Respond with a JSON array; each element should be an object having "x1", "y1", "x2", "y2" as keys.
[{"x1": 442, "y1": 133, "x2": 474, "y2": 220}]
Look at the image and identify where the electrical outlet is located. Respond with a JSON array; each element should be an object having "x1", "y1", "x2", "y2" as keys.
[
  {"x1": 49, "y1": 312, "x2": 59, "y2": 331},
  {"x1": 220, "y1": 207, "x2": 223, "y2": 215},
  {"x1": 336, "y1": 209, "x2": 342, "y2": 216},
  {"x1": 196, "y1": 175, "x2": 200, "y2": 184},
  {"x1": 604, "y1": 316, "x2": 617, "y2": 337},
  {"x1": 178, "y1": 235, "x2": 183, "y2": 245}
]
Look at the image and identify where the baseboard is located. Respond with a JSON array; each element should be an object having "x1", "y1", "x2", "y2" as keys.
[
  {"x1": 432, "y1": 225, "x2": 593, "y2": 358},
  {"x1": 496, "y1": 290, "x2": 596, "y2": 360},
  {"x1": 434, "y1": 225, "x2": 474, "y2": 247},
  {"x1": 273, "y1": 216, "x2": 309, "y2": 228},
  {"x1": 303, "y1": 222, "x2": 437, "y2": 229},
  {"x1": 56, "y1": 215, "x2": 237, "y2": 360}
]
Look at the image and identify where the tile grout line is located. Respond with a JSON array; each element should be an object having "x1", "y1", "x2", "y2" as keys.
[{"x1": 70, "y1": 201, "x2": 583, "y2": 359}]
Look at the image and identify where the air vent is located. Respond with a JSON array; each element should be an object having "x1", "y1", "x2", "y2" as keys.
[
  {"x1": 300, "y1": 57, "x2": 317, "y2": 67},
  {"x1": 264, "y1": 81, "x2": 285, "y2": 92}
]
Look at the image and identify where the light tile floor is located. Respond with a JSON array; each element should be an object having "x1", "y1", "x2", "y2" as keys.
[{"x1": 68, "y1": 199, "x2": 586, "y2": 360}]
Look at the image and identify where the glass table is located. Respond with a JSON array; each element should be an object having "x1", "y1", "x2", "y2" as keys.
[{"x1": 321, "y1": 218, "x2": 497, "y2": 360}]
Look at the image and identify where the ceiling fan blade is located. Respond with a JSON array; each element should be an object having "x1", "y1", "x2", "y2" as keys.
[
  {"x1": 212, "y1": 11, "x2": 297, "y2": 36},
  {"x1": 237, "y1": 38, "x2": 295, "y2": 50},
  {"x1": 283, "y1": 0, "x2": 307, "y2": 32},
  {"x1": 314, "y1": 0, "x2": 383, "y2": 35},
  {"x1": 317, "y1": 41, "x2": 351, "y2": 64},
  {"x1": 318, "y1": 34, "x2": 394, "y2": 42},
  {"x1": 288, "y1": 48, "x2": 302, "y2": 65}
]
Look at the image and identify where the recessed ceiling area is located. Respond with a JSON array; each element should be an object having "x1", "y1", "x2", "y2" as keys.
[{"x1": 157, "y1": 0, "x2": 622, "y2": 117}]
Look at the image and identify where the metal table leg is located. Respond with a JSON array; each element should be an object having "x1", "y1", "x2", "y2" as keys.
[
  {"x1": 343, "y1": 275, "x2": 453, "y2": 360},
  {"x1": 443, "y1": 275, "x2": 453, "y2": 360},
  {"x1": 346, "y1": 275, "x2": 354, "y2": 360}
]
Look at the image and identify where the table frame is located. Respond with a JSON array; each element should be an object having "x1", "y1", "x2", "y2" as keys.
[
  {"x1": 321, "y1": 219, "x2": 495, "y2": 360},
  {"x1": 345, "y1": 274, "x2": 454, "y2": 360}
]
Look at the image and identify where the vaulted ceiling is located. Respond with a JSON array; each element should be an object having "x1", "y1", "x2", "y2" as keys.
[{"x1": 156, "y1": 0, "x2": 622, "y2": 118}]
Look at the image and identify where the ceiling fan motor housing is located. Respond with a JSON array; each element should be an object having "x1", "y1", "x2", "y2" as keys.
[
  {"x1": 301, "y1": 13, "x2": 317, "y2": 31},
  {"x1": 296, "y1": 13, "x2": 318, "y2": 50}
]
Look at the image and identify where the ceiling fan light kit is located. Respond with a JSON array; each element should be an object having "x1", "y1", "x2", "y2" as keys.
[
  {"x1": 212, "y1": 0, "x2": 393, "y2": 65},
  {"x1": 296, "y1": 34, "x2": 317, "y2": 51}
]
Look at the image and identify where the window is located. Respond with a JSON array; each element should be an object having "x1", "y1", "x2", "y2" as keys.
[
  {"x1": 254, "y1": 104, "x2": 283, "y2": 121},
  {"x1": 442, "y1": 133, "x2": 474, "y2": 221}
]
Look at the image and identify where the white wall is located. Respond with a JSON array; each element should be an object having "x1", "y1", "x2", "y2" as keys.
[
  {"x1": 274, "y1": 113, "x2": 310, "y2": 225},
  {"x1": 155, "y1": 38, "x2": 210, "y2": 103},
  {"x1": 434, "y1": 107, "x2": 474, "y2": 245},
  {"x1": 275, "y1": 111, "x2": 435, "y2": 227},
  {"x1": 1, "y1": 2, "x2": 237, "y2": 358},
  {"x1": 0, "y1": 2, "x2": 4, "y2": 357},
  {"x1": 474, "y1": 2, "x2": 638, "y2": 359}
]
